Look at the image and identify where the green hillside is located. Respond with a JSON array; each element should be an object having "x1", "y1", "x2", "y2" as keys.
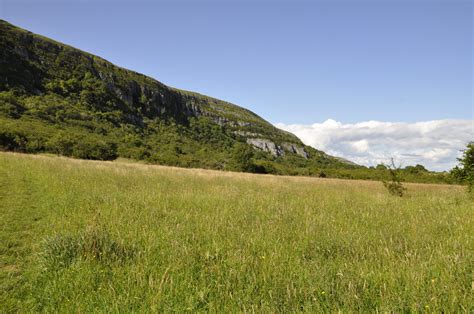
[
  {"x1": 0, "y1": 20, "x2": 458, "y2": 183},
  {"x1": 0, "y1": 19, "x2": 355, "y2": 175},
  {"x1": 1, "y1": 153, "x2": 472, "y2": 312}
]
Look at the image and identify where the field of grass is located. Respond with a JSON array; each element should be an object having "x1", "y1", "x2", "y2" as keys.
[{"x1": 1, "y1": 152, "x2": 472, "y2": 312}]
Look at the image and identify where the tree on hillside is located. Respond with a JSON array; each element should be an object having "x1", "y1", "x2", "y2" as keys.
[
  {"x1": 451, "y1": 142, "x2": 474, "y2": 192},
  {"x1": 404, "y1": 164, "x2": 428, "y2": 174},
  {"x1": 231, "y1": 142, "x2": 255, "y2": 172}
]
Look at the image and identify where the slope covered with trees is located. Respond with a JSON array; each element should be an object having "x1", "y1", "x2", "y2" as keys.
[
  {"x1": 0, "y1": 20, "x2": 456, "y2": 183},
  {"x1": 0, "y1": 19, "x2": 355, "y2": 175}
]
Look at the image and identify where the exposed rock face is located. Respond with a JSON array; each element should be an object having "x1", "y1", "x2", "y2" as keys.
[
  {"x1": 208, "y1": 116, "x2": 249, "y2": 127},
  {"x1": 245, "y1": 138, "x2": 309, "y2": 159},
  {"x1": 233, "y1": 131, "x2": 259, "y2": 137},
  {"x1": 282, "y1": 143, "x2": 309, "y2": 158},
  {"x1": 212, "y1": 116, "x2": 231, "y2": 126},
  {"x1": 94, "y1": 74, "x2": 208, "y2": 121},
  {"x1": 247, "y1": 138, "x2": 284, "y2": 156}
]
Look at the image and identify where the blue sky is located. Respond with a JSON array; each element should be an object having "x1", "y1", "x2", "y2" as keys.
[{"x1": 1, "y1": 0, "x2": 472, "y2": 124}]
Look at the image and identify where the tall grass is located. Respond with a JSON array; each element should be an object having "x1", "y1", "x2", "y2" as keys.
[{"x1": 0, "y1": 152, "x2": 472, "y2": 312}]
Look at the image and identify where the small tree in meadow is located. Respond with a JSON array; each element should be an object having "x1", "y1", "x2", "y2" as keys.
[
  {"x1": 382, "y1": 158, "x2": 406, "y2": 197},
  {"x1": 451, "y1": 142, "x2": 474, "y2": 193}
]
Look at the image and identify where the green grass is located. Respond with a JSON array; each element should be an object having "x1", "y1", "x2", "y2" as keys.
[{"x1": 0, "y1": 152, "x2": 472, "y2": 312}]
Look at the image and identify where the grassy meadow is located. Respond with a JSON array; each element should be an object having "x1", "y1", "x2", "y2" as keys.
[{"x1": 0, "y1": 152, "x2": 472, "y2": 312}]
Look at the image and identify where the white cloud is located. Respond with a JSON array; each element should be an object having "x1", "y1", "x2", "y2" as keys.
[
  {"x1": 275, "y1": 119, "x2": 473, "y2": 171},
  {"x1": 351, "y1": 139, "x2": 369, "y2": 153}
]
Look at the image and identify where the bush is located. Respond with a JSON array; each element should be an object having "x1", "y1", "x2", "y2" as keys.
[
  {"x1": 451, "y1": 142, "x2": 474, "y2": 192},
  {"x1": 46, "y1": 133, "x2": 75, "y2": 156},
  {"x1": 231, "y1": 142, "x2": 255, "y2": 172},
  {"x1": 47, "y1": 133, "x2": 118, "y2": 160},
  {"x1": 404, "y1": 164, "x2": 428, "y2": 174},
  {"x1": 0, "y1": 129, "x2": 27, "y2": 151},
  {"x1": 382, "y1": 159, "x2": 406, "y2": 197},
  {"x1": 250, "y1": 161, "x2": 279, "y2": 174},
  {"x1": 0, "y1": 91, "x2": 25, "y2": 118},
  {"x1": 71, "y1": 139, "x2": 117, "y2": 160}
]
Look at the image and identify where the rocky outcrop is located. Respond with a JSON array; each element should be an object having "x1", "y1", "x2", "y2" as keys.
[
  {"x1": 246, "y1": 138, "x2": 284, "y2": 156},
  {"x1": 245, "y1": 138, "x2": 309, "y2": 159},
  {"x1": 233, "y1": 130, "x2": 260, "y2": 137},
  {"x1": 282, "y1": 143, "x2": 309, "y2": 158}
]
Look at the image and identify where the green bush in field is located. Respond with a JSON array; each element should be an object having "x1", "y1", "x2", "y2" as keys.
[
  {"x1": 382, "y1": 159, "x2": 406, "y2": 197},
  {"x1": 71, "y1": 139, "x2": 117, "y2": 160},
  {"x1": 451, "y1": 142, "x2": 474, "y2": 192},
  {"x1": 0, "y1": 129, "x2": 27, "y2": 151},
  {"x1": 230, "y1": 142, "x2": 255, "y2": 172},
  {"x1": 45, "y1": 132, "x2": 118, "y2": 160}
]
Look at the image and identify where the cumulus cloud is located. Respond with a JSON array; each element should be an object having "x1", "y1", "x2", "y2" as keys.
[{"x1": 274, "y1": 119, "x2": 473, "y2": 171}]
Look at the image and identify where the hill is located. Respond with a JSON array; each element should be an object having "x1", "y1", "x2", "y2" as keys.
[
  {"x1": 1, "y1": 152, "x2": 472, "y2": 311},
  {"x1": 0, "y1": 19, "x2": 356, "y2": 175}
]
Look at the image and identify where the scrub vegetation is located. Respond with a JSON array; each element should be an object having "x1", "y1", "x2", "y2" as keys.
[{"x1": 1, "y1": 152, "x2": 472, "y2": 312}]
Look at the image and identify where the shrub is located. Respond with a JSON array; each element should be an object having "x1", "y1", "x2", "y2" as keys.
[
  {"x1": 231, "y1": 142, "x2": 255, "y2": 172},
  {"x1": 451, "y1": 142, "x2": 474, "y2": 192},
  {"x1": 71, "y1": 139, "x2": 117, "y2": 160},
  {"x1": 46, "y1": 133, "x2": 76, "y2": 156},
  {"x1": 0, "y1": 129, "x2": 27, "y2": 151},
  {"x1": 0, "y1": 91, "x2": 25, "y2": 118},
  {"x1": 252, "y1": 162, "x2": 273, "y2": 174},
  {"x1": 46, "y1": 133, "x2": 118, "y2": 160},
  {"x1": 382, "y1": 159, "x2": 406, "y2": 197}
]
